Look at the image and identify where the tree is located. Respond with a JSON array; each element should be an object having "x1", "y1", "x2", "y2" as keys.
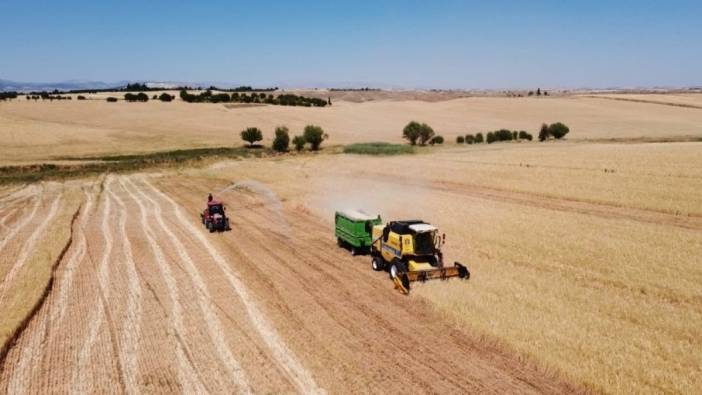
[
  {"x1": 456, "y1": 136, "x2": 465, "y2": 144},
  {"x1": 77, "y1": 95, "x2": 86, "y2": 100},
  {"x1": 465, "y1": 134, "x2": 474, "y2": 144},
  {"x1": 548, "y1": 122, "x2": 570, "y2": 139},
  {"x1": 240, "y1": 127, "x2": 263, "y2": 147},
  {"x1": 106, "y1": 97, "x2": 118, "y2": 102},
  {"x1": 159, "y1": 93, "x2": 174, "y2": 102},
  {"x1": 512, "y1": 131, "x2": 518, "y2": 140},
  {"x1": 418, "y1": 123, "x2": 435, "y2": 145},
  {"x1": 538, "y1": 123, "x2": 550, "y2": 141},
  {"x1": 536, "y1": 88, "x2": 542, "y2": 96},
  {"x1": 475, "y1": 133, "x2": 484, "y2": 143},
  {"x1": 292, "y1": 135, "x2": 306, "y2": 151},
  {"x1": 303, "y1": 125, "x2": 328, "y2": 150},
  {"x1": 272, "y1": 126, "x2": 290, "y2": 152},
  {"x1": 402, "y1": 121, "x2": 423, "y2": 145}
]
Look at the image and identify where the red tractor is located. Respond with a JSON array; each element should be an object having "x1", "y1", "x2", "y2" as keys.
[{"x1": 201, "y1": 198, "x2": 231, "y2": 232}]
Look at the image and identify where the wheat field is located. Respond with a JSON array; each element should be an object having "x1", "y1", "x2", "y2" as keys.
[
  {"x1": 183, "y1": 140, "x2": 702, "y2": 393},
  {"x1": 1, "y1": 94, "x2": 701, "y2": 393}
]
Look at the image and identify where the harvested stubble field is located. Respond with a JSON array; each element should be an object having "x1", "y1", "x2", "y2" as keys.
[{"x1": 0, "y1": 93, "x2": 700, "y2": 393}]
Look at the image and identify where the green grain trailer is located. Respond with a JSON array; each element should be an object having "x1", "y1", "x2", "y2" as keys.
[{"x1": 335, "y1": 210, "x2": 382, "y2": 255}]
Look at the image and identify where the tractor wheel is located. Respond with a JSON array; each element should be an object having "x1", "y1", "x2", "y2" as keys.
[
  {"x1": 207, "y1": 222, "x2": 214, "y2": 233},
  {"x1": 372, "y1": 256, "x2": 385, "y2": 271},
  {"x1": 225, "y1": 218, "x2": 231, "y2": 230}
]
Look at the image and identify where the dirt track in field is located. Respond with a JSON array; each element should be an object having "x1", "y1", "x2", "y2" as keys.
[{"x1": 0, "y1": 175, "x2": 582, "y2": 394}]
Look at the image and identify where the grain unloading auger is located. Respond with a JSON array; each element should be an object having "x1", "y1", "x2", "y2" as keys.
[{"x1": 370, "y1": 220, "x2": 470, "y2": 294}]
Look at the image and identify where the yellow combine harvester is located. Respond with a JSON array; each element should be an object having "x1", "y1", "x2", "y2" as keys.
[{"x1": 370, "y1": 220, "x2": 470, "y2": 294}]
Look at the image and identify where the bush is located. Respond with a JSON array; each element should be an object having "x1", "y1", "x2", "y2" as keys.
[
  {"x1": 518, "y1": 130, "x2": 533, "y2": 141},
  {"x1": 343, "y1": 142, "x2": 414, "y2": 155},
  {"x1": 548, "y1": 122, "x2": 570, "y2": 139},
  {"x1": 240, "y1": 127, "x2": 263, "y2": 147},
  {"x1": 124, "y1": 92, "x2": 148, "y2": 102},
  {"x1": 272, "y1": 126, "x2": 290, "y2": 152},
  {"x1": 106, "y1": 97, "x2": 118, "y2": 102},
  {"x1": 303, "y1": 125, "x2": 328, "y2": 150},
  {"x1": 512, "y1": 131, "x2": 518, "y2": 140},
  {"x1": 159, "y1": 93, "x2": 174, "y2": 102},
  {"x1": 486, "y1": 132, "x2": 496, "y2": 144},
  {"x1": 77, "y1": 95, "x2": 86, "y2": 100},
  {"x1": 292, "y1": 135, "x2": 306, "y2": 151},
  {"x1": 152, "y1": 94, "x2": 158, "y2": 100},
  {"x1": 465, "y1": 134, "x2": 474, "y2": 144},
  {"x1": 429, "y1": 135, "x2": 444, "y2": 145},
  {"x1": 456, "y1": 136, "x2": 465, "y2": 144},
  {"x1": 475, "y1": 133, "x2": 484, "y2": 143}
]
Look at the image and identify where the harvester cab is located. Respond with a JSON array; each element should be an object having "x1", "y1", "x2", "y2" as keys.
[{"x1": 371, "y1": 220, "x2": 469, "y2": 294}]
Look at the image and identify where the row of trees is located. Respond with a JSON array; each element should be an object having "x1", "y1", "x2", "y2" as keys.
[
  {"x1": 240, "y1": 125, "x2": 329, "y2": 151},
  {"x1": 23, "y1": 94, "x2": 72, "y2": 101},
  {"x1": 456, "y1": 130, "x2": 533, "y2": 144},
  {"x1": 454, "y1": 123, "x2": 569, "y2": 145},
  {"x1": 0, "y1": 92, "x2": 19, "y2": 100},
  {"x1": 402, "y1": 121, "x2": 444, "y2": 145},
  {"x1": 121, "y1": 92, "x2": 175, "y2": 102},
  {"x1": 180, "y1": 89, "x2": 329, "y2": 107},
  {"x1": 486, "y1": 129, "x2": 533, "y2": 143}
]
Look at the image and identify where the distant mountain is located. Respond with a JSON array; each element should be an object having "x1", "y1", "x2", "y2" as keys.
[{"x1": 0, "y1": 79, "x2": 131, "y2": 92}]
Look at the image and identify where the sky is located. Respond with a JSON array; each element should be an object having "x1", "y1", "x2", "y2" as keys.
[{"x1": 1, "y1": 0, "x2": 701, "y2": 89}]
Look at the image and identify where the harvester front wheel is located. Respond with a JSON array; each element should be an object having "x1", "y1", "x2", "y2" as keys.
[
  {"x1": 372, "y1": 256, "x2": 385, "y2": 271},
  {"x1": 389, "y1": 260, "x2": 407, "y2": 280}
]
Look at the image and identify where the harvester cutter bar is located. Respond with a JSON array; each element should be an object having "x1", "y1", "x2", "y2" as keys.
[{"x1": 394, "y1": 262, "x2": 470, "y2": 295}]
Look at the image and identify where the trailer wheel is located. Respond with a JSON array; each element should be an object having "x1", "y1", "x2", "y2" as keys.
[{"x1": 372, "y1": 256, "x2": 385, "y2": 271}]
